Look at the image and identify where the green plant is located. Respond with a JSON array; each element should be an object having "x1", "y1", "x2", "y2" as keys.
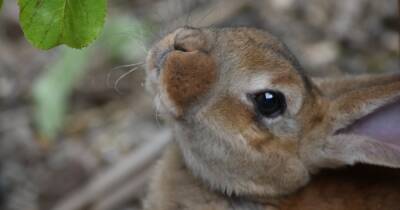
[
  {"x1": 33, "y1": 47, "x2": 90, "y2": 139},
  {"x1": 2, "y1": 1, "x2": 152, "y2": 140},
  {"x1": 32, "y1": 16, "x2": 153, "y2": 140},
  {"x1": 17, "y1": 0, "x2": 107, "y2": 50}
]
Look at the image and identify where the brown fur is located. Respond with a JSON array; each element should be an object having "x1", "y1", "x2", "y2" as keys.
[
  {"x1": 145, "y1": 144, "x2": 400, "y2": 210},
  {"x1": 161, "y1": 50, "x2": 216, "y2": 117},
  {"x1": 210, "y1": 97, "x2": 268, "y2": 139},
  {"x1": 270, "y1": 73, "x2": 302, "y2": 87},
  {"x1": 173, "y1": 27, "x2": 213, "y2": 52},
  {"x1": 209, "y1": 96, "x2": 293, "y2": 152},
  {"x1": 144, "y1": 144, "x2": 234, "y2": 210},
  {"x1": 313, "y1": 74, "x2": 400, "y2": 97},
  {"x1": 144, "y1": 26, "x2": 400, "y2": 210},
  {"x1": 280, "y1": 165, "x2": 400, "y2": 210}
]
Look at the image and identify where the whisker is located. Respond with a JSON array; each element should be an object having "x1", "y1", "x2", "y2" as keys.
[
  {"x1": 154, "y1": 94, "x2": 162, "y2": 128},
  {"x1": 112, "y1": 62, "x2": 145, "y2": 71},
  {"x1": 107, "y1": 62, "x2": 145, "y2": 88},
  {"x1": 113, "y1": 66, "x2": 143, "y2": 95},
  {"x1": 195, "y1": 1, "x2": 218, "y2": 27},
  {"x1": 184, "y1": 0, "x2": 192, "y2": 27},
  {"x1": 135, "y1": 29, "x2": 150, "y2": 54}
]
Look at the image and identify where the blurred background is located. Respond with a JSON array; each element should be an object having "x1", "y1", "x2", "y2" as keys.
[{"x1": 0, "y1": 0, "x2": 398, "y2": 210}]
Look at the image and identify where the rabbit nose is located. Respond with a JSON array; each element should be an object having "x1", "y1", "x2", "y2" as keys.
[{"x1": 173, "y1": 27, "x2": 209, "y2": 52}]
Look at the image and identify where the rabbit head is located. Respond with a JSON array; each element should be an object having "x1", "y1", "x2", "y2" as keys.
[{"x1": 145, "y1": 27, "x2": 400, "y2": 198}]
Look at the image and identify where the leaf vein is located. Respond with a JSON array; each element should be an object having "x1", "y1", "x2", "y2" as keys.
[
  {"x1": 24, "y1": 0, "x2": 46, "y2": 31},
  {"x1": 38, "y1": 13, "x2": 61, "y2": 47}
]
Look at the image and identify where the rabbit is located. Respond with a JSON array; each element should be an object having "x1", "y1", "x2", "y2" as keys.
[{"x1": 143, "y1": 26, "x2": 400, "y2": 210}]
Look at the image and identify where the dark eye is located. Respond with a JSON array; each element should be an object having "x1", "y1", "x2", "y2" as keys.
[{"x1": 252, "y1": 90, "x2": 286, "y2": 118}]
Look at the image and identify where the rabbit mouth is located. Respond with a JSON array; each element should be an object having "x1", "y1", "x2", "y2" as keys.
[
  {"x1": 152, "y1": 48, "x2": 173, "y2": 74},
  {"x1": 339, "y1": 99, "x2": 400, "y2": 147}
]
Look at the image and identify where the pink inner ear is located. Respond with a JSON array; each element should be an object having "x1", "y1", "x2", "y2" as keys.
[{"x1": 345, "y1": 100, "x2": 400, "y2": 147}]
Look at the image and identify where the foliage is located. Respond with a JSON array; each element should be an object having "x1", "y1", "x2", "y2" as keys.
[
  {"x1": 18, "y1": 0, "x2": 107, "y2": 49},
  {"x1": 2, "y1": 1, "x2": 152, "y2": 140},
  {"x1": 32, "y1": 16, "x2": 153, "y2": 140},
  {"x1": 33, "y1": 48, "x2": 90, "y2": 139}
]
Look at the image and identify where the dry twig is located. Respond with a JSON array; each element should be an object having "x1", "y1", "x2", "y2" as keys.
[{"x1": 52, "y1": 129, "x2": 172, "y2": 210}]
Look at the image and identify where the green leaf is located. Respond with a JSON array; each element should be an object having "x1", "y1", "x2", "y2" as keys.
[
  {"x1": 0, "y1": 0, "x2": 3, "y2": 10},
  {"x1": 18, "y1": 0, "x2": 107, "y2": 49},
  {"x1": 33, "y1": 48, "x2": 90, "y2": 139},
  {"x1": 31, "y1": 17, "x2": 154, "y2": 140}
]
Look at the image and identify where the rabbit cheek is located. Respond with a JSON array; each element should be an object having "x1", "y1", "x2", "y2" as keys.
[
  {"x1": 160, "y1": 51, "x2": 217, "y2": 118},
  {"x1": 209, "y1": 97, "x2": 274, "y2": 149}
]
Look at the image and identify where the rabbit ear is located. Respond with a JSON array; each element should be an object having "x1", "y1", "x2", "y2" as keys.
[
  {"x1": 317, "y1": 75, "x2": 400, "y2": 168},
  {"x1": 313, "y1": 74, "x2": 400, "y2": 97}
]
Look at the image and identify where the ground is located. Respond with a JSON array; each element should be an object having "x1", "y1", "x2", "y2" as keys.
[{"x1": 0, "y1": 0, "x2": 398, "y2": 210}]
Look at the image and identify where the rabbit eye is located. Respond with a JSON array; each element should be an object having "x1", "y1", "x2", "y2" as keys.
[{"x1": 252, "y1": 90, "x2": 286, "y2": 118}]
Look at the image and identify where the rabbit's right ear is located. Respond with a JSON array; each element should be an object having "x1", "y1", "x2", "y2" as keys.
[
  {"x1": 312, "y1": 74, "x2": 400, "y2": 97},
  {"x1": 311, "y1": 74, "x2": 400, "y2": 169}
]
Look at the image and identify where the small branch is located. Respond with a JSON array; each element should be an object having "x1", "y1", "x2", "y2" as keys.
[
  {"x1": 52, "y1": 129, "x2": 172, "y2": 210},
  {"x1": 93, "y1": 169, "x2": 152, "y2": 210}
]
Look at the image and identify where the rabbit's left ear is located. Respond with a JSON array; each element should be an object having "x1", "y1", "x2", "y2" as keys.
[{"x1": 318, "y1": 77, "x2": 400, "y2": 168}]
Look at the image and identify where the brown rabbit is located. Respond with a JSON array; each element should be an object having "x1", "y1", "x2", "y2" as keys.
[{"x1": 143, "y1": 27, "x2": 400, "y2": 210}]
